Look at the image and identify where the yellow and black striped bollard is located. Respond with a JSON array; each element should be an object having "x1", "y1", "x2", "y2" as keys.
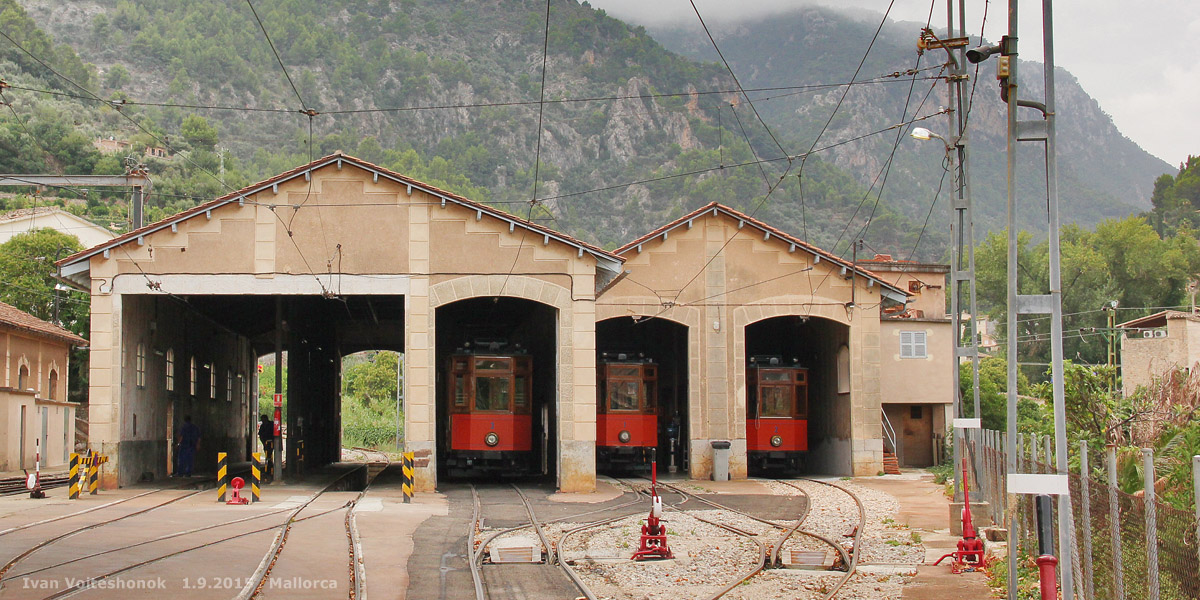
[
  {"x1": 251, "y1": 452, "x2": 262, "y2": 503},
  {"x1": 217, "y1": 452, "x2": 228, "y2": 502},
  {"x1": 402, "y1": 451, "x2": 414, "y2": 503},
  {"x1": 68, "y1": 453, "x2": 80, "y2": 499},
  {"x1": 88, "y1": 450, "x2": 99, "y2": 495}
]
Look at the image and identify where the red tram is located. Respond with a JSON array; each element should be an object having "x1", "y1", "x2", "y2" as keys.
[
  {"x1": 746, "y1": 356, "x2": 808, "y2": 471},
  {"x1": 445, "y1": 343, "x2": 533, "y2": 471},
  {"x1": 596, "y1": 353, "x2": 658, "y2": 468}
]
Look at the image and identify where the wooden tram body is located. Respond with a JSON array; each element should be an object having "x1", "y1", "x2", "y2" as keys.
[
  {"x1": 746, "y1": 356, "x2": 808, "y2": 471},
  {"x1": 445, "y1": 345, "x2": 534, "y2": 471},
  {"x1": 596, "y1": 354, "x2": 658, "y2": 468}
]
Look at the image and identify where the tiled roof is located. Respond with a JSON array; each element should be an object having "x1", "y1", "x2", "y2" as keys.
[
  {"x1": 615, "y1": 202, "x2": 908, "y2": 298},
  {"x1": 0, "y1": 301, "x2": 87, "y2": 347},
  {"x1": 59, "y1": 152, "x2": 621, "y2": 269},
  {"x1": 1118, "y1": 310, "x2": 1200, "y2": 329}
]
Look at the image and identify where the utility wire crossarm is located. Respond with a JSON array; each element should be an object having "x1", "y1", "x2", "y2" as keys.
[{"x1": 0, "y1": 173, "x2": 153, "y2": 228}]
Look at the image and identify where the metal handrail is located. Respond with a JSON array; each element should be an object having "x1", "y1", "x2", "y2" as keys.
[{"x1": 881, "y1": 409, "x2": 897, "y2": 455}]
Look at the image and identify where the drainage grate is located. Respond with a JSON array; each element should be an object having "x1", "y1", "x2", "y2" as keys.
[
  {"x1": 490, "y1": 536, "x2": 542, "y2": 563},
  {"x1": 781, "y1": 549, "x2": 827, "y2": 569}
]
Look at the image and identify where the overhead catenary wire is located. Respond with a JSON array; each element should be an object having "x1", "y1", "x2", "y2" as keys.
[
  {"x1": 0, "y1": 28, "x2": 334, "y2": 297},
  {"x1": 499, "y1": 0, "x2": 552, "y2": 298},
  {"x1": 243, "y1": 0, "x2": 309, "y2": 113}
]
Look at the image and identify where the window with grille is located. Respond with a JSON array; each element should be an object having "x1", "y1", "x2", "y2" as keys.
[
  {"x1": 165, "y1": 348, "x2": 175, "y2": 391},
  {"x1": 226, "y1": 369, "x2": 233, "y2": 402},
  {"x1": 136, "y1": 343, "x2": 146, "y2": 388},
  {"x1": 209, "y1": 364, "x2": 216, "y2": 399},
  {"x1": 900, "y1": 331, "x2": 927, "y2": 359},
  {"x1": 190, "y1": 357, "x2": 197, "y2": 396}
]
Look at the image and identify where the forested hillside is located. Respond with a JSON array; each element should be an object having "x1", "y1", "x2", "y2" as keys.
[
  {"x1": 649, "y1": 7, "x2": 1173, "y2": 234},
  {"x1": 1, "y1": 0, "x2": 1174, "y2": 261}
]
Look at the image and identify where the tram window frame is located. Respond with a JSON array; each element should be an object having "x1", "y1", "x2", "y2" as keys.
[{"x1": 603, "y1": 364, "x2": 649, "y2": 413}]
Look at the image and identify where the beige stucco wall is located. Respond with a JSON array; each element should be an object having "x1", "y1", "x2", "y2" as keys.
[
  {"x1": 599, "y1": 213, "x2": 885, "y2": 477},
  {"x1": 879, "y1": 320, "x2": 955, "y2": 405},
  {"x1": 0, "y1": 327, "x2": 77, "y2": 471},
  {"x1": 1121, "y1": 318, "x2": 1200, "y2": 397},
  {"x1": 84, "y1": 162, "x2": 605, "y2": 491}
]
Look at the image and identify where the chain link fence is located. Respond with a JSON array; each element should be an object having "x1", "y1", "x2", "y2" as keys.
[{"x1": 962, "y1": 429, "x2": 1200, "y2": 599}]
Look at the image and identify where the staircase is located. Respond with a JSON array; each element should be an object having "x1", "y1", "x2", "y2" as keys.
[
  {"x1": 881, "y1": 410, "x2": 902, "y2": 474},
  {"x1": 882, "y1": 450, "x2": 902, "y2": 475}
]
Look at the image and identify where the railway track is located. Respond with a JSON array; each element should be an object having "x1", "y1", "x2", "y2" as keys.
[
  {"x1": 241, "y1": 449, "x2": 391, "y2": 600},
  {"x1": 468, "y1": 482, "x2": 651, "y2": 600},
  {"x1": 0, "y1": 474, "x2": 70, "y2": 496},
  {"x1": 0, "y1": 488, "x2": 206, "y2": 582},
  {"x1": 4, "y1": 455, "x2": 388, "y2": 600},
  {"x1": 546, "y1": 477, "x2": 867, "y2": 600}
]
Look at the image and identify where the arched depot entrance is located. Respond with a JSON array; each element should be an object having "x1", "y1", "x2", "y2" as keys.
[
  {"x1": 744, "y1": 315, "x2": 850, "y2": 476},
  {"x1": 434, "y1": 297, "x2": 557, "y2": 480},
  {"x1": 595, "y1": 317, "x2": 689, "y2": 475}
]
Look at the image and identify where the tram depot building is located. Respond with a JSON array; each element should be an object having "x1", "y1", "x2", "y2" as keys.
[{"x1": 57, "y1": 153, "x2": 954, "y2": 492}]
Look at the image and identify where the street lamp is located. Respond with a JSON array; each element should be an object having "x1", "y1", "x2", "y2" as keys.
[{"x1": 910, "y1": 127, "x2": 951, "y2": 150}]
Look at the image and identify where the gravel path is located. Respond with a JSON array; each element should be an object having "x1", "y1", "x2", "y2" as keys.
[{"x1": 474, "y1": 478, "x2": 923, "y2": 600}]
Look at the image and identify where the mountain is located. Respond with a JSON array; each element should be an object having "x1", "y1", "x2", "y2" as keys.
[
  {"x1": 647, "y1": 6, "x2": 1174, "y2": 235},
  {"x1": 10, "y1": 0, "x2": 1173, "y2": 259}
]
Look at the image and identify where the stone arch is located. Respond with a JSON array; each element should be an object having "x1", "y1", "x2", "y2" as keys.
[
  {"x1": 47, "y1": 360, "x2": 62, "y2": 401},
  {"x1": 429, "y1": 274, "x2": 572, "y2": 311},
  {"x1": 428, "y1": 274, "x2": 577, "y2": 487},
  {"x1": 16, "y1": 356, "x2": 31, "y2": 391},
  {"x1": 596, "y1": 298, "x2": 701, "y2": 330}
]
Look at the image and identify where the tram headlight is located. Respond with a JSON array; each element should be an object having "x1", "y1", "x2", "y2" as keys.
[
  {"x1": 618, "y1": 430, "x2": 632, "y2": 443},
  {"x1": 770, "y1": 435, "x2": 783, "y2": 448},
  {"x1": 485, "y1": 432, "x2": 500, "y2": 447}
]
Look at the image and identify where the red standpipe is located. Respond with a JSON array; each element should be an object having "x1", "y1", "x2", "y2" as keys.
[{"x1": 1036, "y1": 554, "x2": 1059, "y2": 600}]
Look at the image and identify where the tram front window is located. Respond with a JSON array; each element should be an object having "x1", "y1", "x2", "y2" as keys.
[
  {"x1": 476, "y1": 376, "x2": 511, "y2": 411},
  {"x1": 759, "y1": 387, "x2": 791, "y2": 417},
  {"x1": 609, "y1": 380, "x2": 640, "y2": 411}
]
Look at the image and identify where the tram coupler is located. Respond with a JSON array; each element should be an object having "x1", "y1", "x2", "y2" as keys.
[
  {"x1": 631, "y1": 456, "x2": 673, "y2": 561},
  {"x1": 933, "y1": 456, "x2": 984, "y2": 570}
]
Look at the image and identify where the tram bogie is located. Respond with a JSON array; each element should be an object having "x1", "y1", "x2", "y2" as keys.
[{"x1": 747, "y1": 355, "x2": 808, "y2": 472}]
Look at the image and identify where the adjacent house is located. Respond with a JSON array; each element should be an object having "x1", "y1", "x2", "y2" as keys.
[
  {"x1": 1117, "y1": 310, "x2": 1200, "y2": 396},
  {"x1": 0, "y1": 301, "x2": 88, "y2": 471},
  {"x1": 0, "y1": 207, "x2": 117, "y2": 249},
  {"x1": 858, "y1": 255, "x2": 953, "y2": 468}
]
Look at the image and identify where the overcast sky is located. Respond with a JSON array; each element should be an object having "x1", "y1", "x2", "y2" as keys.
[{"x1": 590, "y1": 0, "x2": 1198, "y2": 169}]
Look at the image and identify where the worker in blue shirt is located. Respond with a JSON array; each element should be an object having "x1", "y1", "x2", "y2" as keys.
[{"x1": 176, "y1": 416, "x2": 201, "y2": 477}]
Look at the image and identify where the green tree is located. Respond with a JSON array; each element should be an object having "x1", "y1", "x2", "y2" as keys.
[
  {"x1": 959, "y1": 356, "x2": 1034, "y2": 432},
  {"x1": 104, "y1": 64, "x2": 130, "y2": 90},
  {"x1": 257, "y1": 362, "x2": 287, "y2": 417},
  {"x1": 0, "y1": 229, "x2": 86, "y2": 334},
  {"x1": 180, "y1": 114, "x2": 218, "y2": 151}
]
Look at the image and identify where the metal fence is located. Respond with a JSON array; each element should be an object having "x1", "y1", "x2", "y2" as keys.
[{"x1": 963, "y1": 429, "x2": 1200, "y2": 600}]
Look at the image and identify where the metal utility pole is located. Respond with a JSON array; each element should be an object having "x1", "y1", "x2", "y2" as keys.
[
  {"x1": 917, "y1": 0, "x2": 981, "y2": 502},
  {"x1": 990, "y1": 0, "x2": 1073, "y2": 598},
  {"x1": 0, "y1": 172, "x2": 152, "y2": 228}
]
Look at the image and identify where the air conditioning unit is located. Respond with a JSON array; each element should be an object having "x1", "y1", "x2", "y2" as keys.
[
  {"x1": 1143, "y1": 330, "x2": 1154, "y2": 338},
  {"x1": 1154, "y1": 330, "x2": 1168, "y2": 338}
]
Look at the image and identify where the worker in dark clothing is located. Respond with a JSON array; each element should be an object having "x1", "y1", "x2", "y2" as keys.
[
  {"x1": 258, "y1": 414, "x2": 274, "y2": 477},
  {"x1": 176, "y1": 416, "x2": 201, "y2": 477}
]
